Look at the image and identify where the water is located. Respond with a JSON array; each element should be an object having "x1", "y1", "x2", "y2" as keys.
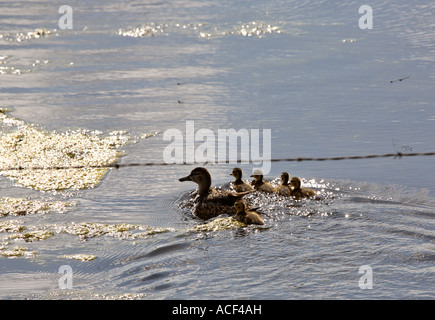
[{"x1": 0, "y1": 0, "x2": 434, "y2": 299}]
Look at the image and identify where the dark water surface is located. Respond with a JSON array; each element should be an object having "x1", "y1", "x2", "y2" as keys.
[{"x1": 0, "y1": 0, "x2": 434, "y2": 299}]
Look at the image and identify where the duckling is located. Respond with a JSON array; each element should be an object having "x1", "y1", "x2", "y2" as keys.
[
  {"x1": 274, "y1": 172, "x2": 292, "y2": 196},
  {"x1": 250, "y1": 169, "x2": 275, "y2": 193},
  {"x1": 179, "y1": 167, "x2": 251, "y2": 220},
  {"x1": 230, "y1": 168, "x2": 254, "y2": 192},
  {"x1": 234, "y1": 199, "x2": 264, "y2": 225},
  {"x1": 290, "y1": 177, "x2": 317, "y2": 199}
]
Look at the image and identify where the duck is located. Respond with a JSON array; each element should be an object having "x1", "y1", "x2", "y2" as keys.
[
  {"x1": 250, "y1": 169, "x2": 275, "y2": 193},
  {"x1": 234, "y1": 199, "x2": 264, "y2": 225},
  {"x1": 274, "y1": 172, "x2": 292, "y2": 196},
  {"x1": 230, "y1": 167, "x2": 254, "y2": 192},
  {"x1": 290, "y1": 177, "x2": 317, "y2": 199},
  {"x1": 179, "y1": 167, "x2": 252, "y2": 220}
]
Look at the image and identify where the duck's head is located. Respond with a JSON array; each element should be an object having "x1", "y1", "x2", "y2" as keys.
[
  {"x1": 179, "y1": 167, "x2": 212, "y2": 195},
  {"x1": 290, "y1": 177, "x2": 301, "y2": 189},
  {"x1": 281, "y1": 172, "x2": 290, "y2": 185},
  {"x1": 234, "y1": 199, "x2": 247, "y2": 213},
  {"x1": 230, "y1": 167, "x2": 243, "y2": 180},
  {"x1": 250, "y1": 168, "x2": 264, "y2": 182}
]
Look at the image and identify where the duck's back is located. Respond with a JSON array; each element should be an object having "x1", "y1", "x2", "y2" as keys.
[
  {"x1": 207, "y1": 189, "x2": 246, "y2": 205},
  {"x1": 194, "y1": 202, "x2": 236, "y2": 220},
  {"x1": 291, "y1": 187, "x2": 316, "y2": 199},
  {"x1": 192, "y1": 189, "x2": 250, "y2": 220},
  {"x1": 275, "y1": 184, "x2": 291, "y2": 196},
  {"x1": 255, "y1": 181, "x2": 275, "y2": 193},
  {"x1": 233, "y1": 181, "x2": 254, "y2": 193},
  {"x1": 235, "y1": 211, "x2": 264, "y2": 225}
]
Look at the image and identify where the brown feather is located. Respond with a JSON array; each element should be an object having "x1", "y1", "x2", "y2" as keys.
[
  {"x1": 179, "y1": 167, "x2": 251, "y2": 220},
  {"x1": 290, "y1": 177, "x2": 317, "y2": 199},
  {"x1": 275, "y1": 172, "x2": 292, "y2": 196},
  {"x1": 234, "y1": 199, "x2": 264, "y2": 225},
  {"x1": 230, "y1": 168, "x2": 254, "y2": 192}
]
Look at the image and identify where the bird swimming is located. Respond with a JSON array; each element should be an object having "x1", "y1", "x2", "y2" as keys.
[
  {"x1": 290, "y1": 176, "x2": 317, "y2": 199},
  {"x1": 274, "y1": 172, "x2": 292, "y2": 196},
  {"x1": 250, "y1": 169, "x2": 275, "y2": 193},
  {"x1": 179, "y1": 167, "x2": 251, "y2": 220},
  {"x1": 234, "y1": 199, "x2": 264, "y2": 225},
  {"x1": 230, "y1": 167, "x2": 254, "y2": 192}
]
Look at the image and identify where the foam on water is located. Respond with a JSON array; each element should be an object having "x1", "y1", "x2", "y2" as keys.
[
  {"x1": 0, "y1": 196, "x2": 75, "y2": 217},
  {"x1": 0, "y1": 109, "x2": 130, "y2": 191}
]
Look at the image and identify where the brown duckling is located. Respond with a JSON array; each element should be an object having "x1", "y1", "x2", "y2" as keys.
[
  {"x1": 230, "y1": 167, "x2": 254, "y2": 192},
  {"x1": 274, "y1": 172, "x2": 292, "y2": 196},
  {"x1": 250, "y1": 169, "x2": 275, "y2": 193},
  {"x1": 290, "y1": 177, "x2": 317, "y2": 199},
  {"x1": 234, "y1": 199, "x2": 264, "y2": 225},
  {"x1": 179, "y1": 167, "x2": 251, "y2": 220}
]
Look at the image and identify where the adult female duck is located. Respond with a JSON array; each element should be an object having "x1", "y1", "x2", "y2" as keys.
[{"x1": 179, "y1": 167, "x2": 251, "y2": 220}]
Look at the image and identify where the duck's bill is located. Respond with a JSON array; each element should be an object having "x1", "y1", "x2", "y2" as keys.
[{"x1": 179, "y1": 175, "x2": 192, "y2": 182}]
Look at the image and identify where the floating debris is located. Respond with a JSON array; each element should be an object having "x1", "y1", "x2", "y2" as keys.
[
  {"x1": 191, "y1": 217, "x2": 245, "y2": 231},
  {"x1": 0, "y1": 217, "x2": 250, "y2": 258},
  {"x1": 62, "y1": 254, "x2": 97, "y2": 262},
  {"x1": 55, "y1": 222, "x2": 137, "y2": 240},
  {"x1": 118, "y1": 23, "x2": 166, "y2": 37},
  {"x1": 130, "y1": 226, "x2": 176, "y2": 238},
  {"x1": 0, "y1": 28, "x2": 56, "y2": 43},
  {"x1": 0, "y1": 223, "x2": 54, "y2": 257},
  {"x1": 48, "y1": 291, "x2": 148, "y2": 300},
  {"x1": 0, "y1": 220, "x2": 25, "y2": 233},
  {"x1": 53, "y1": 222, "x2": 174, "y2": 240},
  {"x1": 0, "y1": 197, "x2": 75, "y2": 217},
  {"x1": 91, "y1": 293, "x2": 147, "y2": 300},
  {"x1": 4, "y1": 230, "x2": 54, "y2": 242},
  {"x1": 0, "y1": 111, "x2": 130, "y2": 191},
  {"x1": 0, "y1": 246, "x2": 35, "y2": 258}
]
